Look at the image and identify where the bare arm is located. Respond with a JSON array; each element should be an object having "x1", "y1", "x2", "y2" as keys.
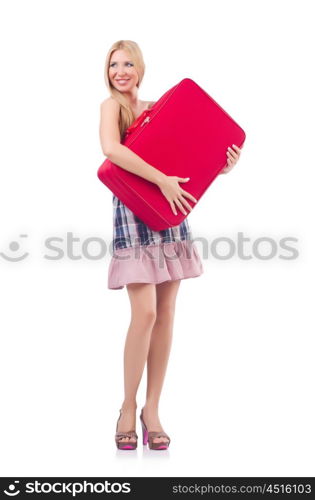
[{"x1": 99, "y1": 98, "x2": 166, "y2": 187}]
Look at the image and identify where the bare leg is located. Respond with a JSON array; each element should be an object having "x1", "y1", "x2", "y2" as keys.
[
  {"x1": 116, "y1": 283, "x2": 156, "y2": 444},
  {"x1": 142, "y1": 279, "x2": 181, "y2": 444}
]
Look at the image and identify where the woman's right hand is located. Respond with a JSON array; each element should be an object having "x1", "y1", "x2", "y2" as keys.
[{"x1": 157, "y1": 175, "x2": 197, "y2": 216}]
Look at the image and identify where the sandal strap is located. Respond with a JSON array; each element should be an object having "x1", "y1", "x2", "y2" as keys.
[
  {"x1": 116, "y1": 431, "x2": 138, "y2": 439},
  {"x1": 148, "y1": 431, "x2": 170, "y2": 441}
]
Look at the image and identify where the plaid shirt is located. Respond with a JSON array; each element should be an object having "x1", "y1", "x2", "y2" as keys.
[{"x1": 112, "y1": 194, "x2": 193, "y2": 250}]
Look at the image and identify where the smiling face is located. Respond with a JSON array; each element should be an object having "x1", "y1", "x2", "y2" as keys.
[{"x1": 108, "y1": 49, "x2": 139, "y2": 92}]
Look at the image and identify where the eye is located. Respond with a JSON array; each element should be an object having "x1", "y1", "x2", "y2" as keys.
[{"x1": 110, "y1": 62, "x2": 133, "y2": 67}]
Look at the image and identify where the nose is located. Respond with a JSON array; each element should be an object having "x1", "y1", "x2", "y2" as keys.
[{"x1": 114, "y1": 66, "x2": 126, "y2": 74}]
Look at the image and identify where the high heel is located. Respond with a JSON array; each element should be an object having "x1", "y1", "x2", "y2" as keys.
[
  {"x1": 139, "y1": 408, "x2": 171, "y2": 450},
  {"x1": 115, "y1": 409, "x2": 138, "y2": 450}
]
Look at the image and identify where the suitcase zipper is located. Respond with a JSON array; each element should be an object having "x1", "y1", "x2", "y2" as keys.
[{"x1": 140, "y1": 116, "x2": 151, "y2": 126}]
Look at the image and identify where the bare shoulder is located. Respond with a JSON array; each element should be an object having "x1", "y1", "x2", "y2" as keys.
[{"x1": 100, "y1": 96, "x2": 120, "y2": 110}]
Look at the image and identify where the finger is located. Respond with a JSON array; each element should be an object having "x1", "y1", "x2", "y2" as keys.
[
  {"x1": 232, "y1": 144, "x2": 241, "y2": 153},
  {"x1": 228, "y1": 153, "x2": 237, "y2": 165},
  {"x1": 178, "y1": 194, "x2": 193, "y2": 212},
  {"x1": 170, "y1": 200, "x2": 177, "y2": 216},
  {"x1": 227, "y1": 158, "x2": 234, "y2": 167},
  {"x1": 180, "y1": 190, "x2": 198, "y2": 203},
  {"x1": 178, "y1": 177, "x2": 190, "y2": 183},
  {"x1": 226, "y1": 152, "x2": 235, "y2": 163},
  {"x1": 174, "y1": 198, "x2": 187, "y2": 215},
  {"x1": 227, "y1": 147, "x2": 238, "y2": 160}
]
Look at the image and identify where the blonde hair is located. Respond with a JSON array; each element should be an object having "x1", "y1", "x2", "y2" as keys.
[{"x1": 104, "y1": 40, "x2": 146, "y2": 140}]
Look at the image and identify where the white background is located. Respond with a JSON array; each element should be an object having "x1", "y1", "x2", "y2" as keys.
[{"x1": 0, "y1": 0, "x2": 314, "y2": 477}]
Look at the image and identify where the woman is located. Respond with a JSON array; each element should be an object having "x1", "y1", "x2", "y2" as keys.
[{"x1": 99, "y1": 40, "x2": 241, "y2": 450}]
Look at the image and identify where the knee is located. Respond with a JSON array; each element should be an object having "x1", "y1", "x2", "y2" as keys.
[
  {"x1": 132, "y1": 307, "x2": 157, "y2": 328},
  {"x1": 143, "y1": 307, "x2": 157, "y2": 326}
]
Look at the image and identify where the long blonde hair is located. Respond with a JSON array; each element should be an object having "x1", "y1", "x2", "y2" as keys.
[{"x1": 104, "y1": 40, "x2": 146, "y2": 140}]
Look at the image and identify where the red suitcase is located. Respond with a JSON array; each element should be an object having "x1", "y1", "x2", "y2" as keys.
[{"x1": 97, "y1": 77, "x2": 246, "y2": 231}]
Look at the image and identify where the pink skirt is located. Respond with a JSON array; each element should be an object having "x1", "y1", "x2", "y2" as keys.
[{"x1": 108, "y1": 240, "x2": 204, "y2": 290}]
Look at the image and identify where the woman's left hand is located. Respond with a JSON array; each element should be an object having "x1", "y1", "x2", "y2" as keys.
[{"x1": 220, "y1": 144, "x2": 242, "y2": 174}]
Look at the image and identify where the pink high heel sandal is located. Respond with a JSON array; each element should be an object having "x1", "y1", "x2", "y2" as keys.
[
  {"x1": 115, "y1": 409, "x2": 138, "y2": 450},
  {"x1": 140, "y1": 408, "x2": 171, "y2": 450}
]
